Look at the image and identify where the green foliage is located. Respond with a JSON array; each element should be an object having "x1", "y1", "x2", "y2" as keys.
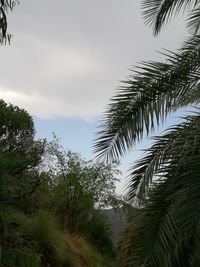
[
  {"x1": 0, "y1": 100, "x2": 46, "y2": 265},
  {"x1": 127, "y1": 112, "x2": 200, "y2": 202},
  {"x1": 42, "y1": 137, "x2": 119, "y2": 264},
  {"x1": 120, "y1": 154, "x2": 200, "y2": 266},
  {"x1": 47, "y1": 137, "x2": 120, "y2": 206},
  {"x1": 46, "y1": 137, "x2": 120, "y2": 232},
  {"x1": 79, "y1": 210, "x2": 116, "y2": 258},
  {"x1": 0, "y1": 99, "x2": 34, "y2": 151},
  {"x1": 94, "y1": 0, "x2": 200, "y2": 266},
  {"x1": 0, "y1": 246, "x2": 41, "y2": 267},
  {"x1": 27, "y1": 210, "x2": 67, "y2": 265},
  {"x1": 0, "y1": 100, "x2": 43, "y2": 244},
  {"x1": 0, "y1": 100, "x2": 119, "y2": 265},
  {"x1": 0, "y1": 207, "x2": 28, "y2": 242},
  {"x1": 94, "y1": 34, "x2": 200, "y2": 162},
  {"x1": 0, "y1": 99, "x2": 45, "y2": 213}
]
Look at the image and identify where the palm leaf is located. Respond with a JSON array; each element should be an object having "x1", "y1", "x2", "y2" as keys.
[
  {"x1": 122, "y1": 154, "x2": 200, "y2": 266},
  {"x1": 94, "y1": 35, "x2": 200, "y2": 162},
  {"x1": 127, "y1": 112, "x2": 200, "y2": 202},
  {"x1": 141, "y1": 0, "x2": 199, "y2": 35},
  {"x1": 187, "y1": 7, "x2": 200, "y2": 33}
]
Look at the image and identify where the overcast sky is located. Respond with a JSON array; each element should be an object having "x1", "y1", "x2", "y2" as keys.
[
  {"x1": 0, "y1": 0, "x2": 188, "y2": 192},
  {"x1": 1, "y1": 0, "x2": 187, "y2": 119}
]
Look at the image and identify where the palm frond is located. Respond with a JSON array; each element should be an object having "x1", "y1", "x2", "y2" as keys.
[
  {"x1": 141, "y1": 0, "x2": 199, "y2": 35},
  {"x1": 127, "y1": 112, "x2": 200, "y2": 203},
  {"x1": 94, "y1": 35, "x2": 200, "y2": 162},
  {"x1": 187, "y1": 7, "x2": 200, "y2": 33},
  {"x1": 123, "y1": 154, "x2": 200, "y2": 266}
]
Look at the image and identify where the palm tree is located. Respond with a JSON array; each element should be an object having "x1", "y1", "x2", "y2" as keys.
[{"x1": 95, "y1": 0, "x2": 200, "y2": 266}]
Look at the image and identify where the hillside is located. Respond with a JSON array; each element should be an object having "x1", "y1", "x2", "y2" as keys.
[{"x1": 104, "y1": 208, "x2": 129, "y2": 247}]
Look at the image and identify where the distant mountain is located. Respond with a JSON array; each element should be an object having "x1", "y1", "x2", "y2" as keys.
[{"x1": 104, "y1": 208, "x2": 129, "y2": 247}]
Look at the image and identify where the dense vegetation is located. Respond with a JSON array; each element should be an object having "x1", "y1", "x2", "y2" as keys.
[
  {"x1": 0, "y1": 100, "x2": 124, "y2": 266},
  {"x1": 4, "y1": 0, "x2": 200, "y2": 266}
]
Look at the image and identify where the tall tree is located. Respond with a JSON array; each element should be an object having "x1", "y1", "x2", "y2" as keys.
[
  {"x1": 0, "y1": 99, "x2": 44, "y2": 241},
  {"x1": 95, "y1": 0, "x2": 200, "y2": 266},
  {"x1": 45, "y1": 138, "x2": 120, "y2": 244}
]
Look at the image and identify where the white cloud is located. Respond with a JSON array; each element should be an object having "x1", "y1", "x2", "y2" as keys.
[{"x1": 0, "y1": 87, "x2": 104, "y2": 121}]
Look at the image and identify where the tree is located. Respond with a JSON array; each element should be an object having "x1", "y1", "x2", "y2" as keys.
[
  {"x1": 0, "y1": 99, "x2": 46, "y2": 213},
  {"x1": 0, "y1": 100, "x2": 120, "y2": 266},
  {"x1": 0, "y1": 99, "x2": 45, "y2": 234},
  {"x1": 43, "y1": 137, "x2": 119, "y2": 264},
  {"x1": 0, "y1": 100, "x2": 48, "y2": 266},
  {"x1": 45, "y1": 137, "x2": 119, "y2": 225},
  {"x1": 95, "y1": 0, "x2": 200, "y2": 266}
]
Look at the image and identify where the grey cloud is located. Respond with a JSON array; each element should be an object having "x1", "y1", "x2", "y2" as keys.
[{"x1": 0, "y1": 0, "x2": 187, "y2": 120}]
